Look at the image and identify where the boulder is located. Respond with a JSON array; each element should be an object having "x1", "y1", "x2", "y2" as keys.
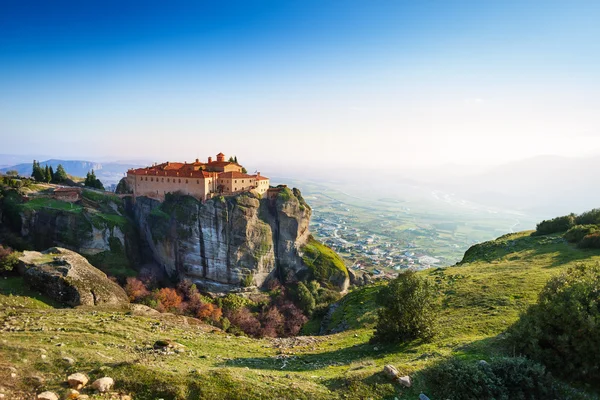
[
  {"x1": 37, "y1": 392, "x2": 59, "y2": 400},
  {"x1": 92, "y1": 377, "x2": 114, "y2": 393},
  {"x1": 18, "y1": 248, "x2": 129, "y2": 307},
  {"x1": 419, "y1": 394, "x2": 431, "y2": 400},
  {"x1": 67, "y1": 372, "x2": 89, "y2": 389},
  {"x1": 383, "y1": 364, "x2": 400, "y2": 380}
]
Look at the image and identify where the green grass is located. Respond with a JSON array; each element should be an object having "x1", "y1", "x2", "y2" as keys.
[
  {"x1": 1, "y1": 230, "x2": 599, "y2": 399},
  {"x1": 0, "y1": 276, "x2": 61, "y2": 309},
  {"x1": 301, "y1": 237, "x2": 349, "y2": 288},
  {"x1": 22, "y1": 197, "x2": 83, "y2": 213}
]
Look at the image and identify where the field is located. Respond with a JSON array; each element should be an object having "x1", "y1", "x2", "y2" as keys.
[
  {"x1": 275, "y1": 177, "x2": 539, "y2": 274},
  {"x1": 1, "y1": 231, "x2": 599, "y2": 399}
]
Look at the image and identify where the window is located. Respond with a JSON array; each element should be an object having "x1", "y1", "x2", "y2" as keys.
[
  {"x1": 179, "y1": 179, "x2": 181, "y2": 183},
  {"x1": 235, "y1": 180, "x2": 237, "y2": 183},
  {"x1": 242, "y1": 180, "x2": 244, "y2": 183},
  {"x1": 167, "y1": 178, "x2": 170, "y2": 182},
  {"x1": 186, "y1": 179, "x2": 188, "y2": 184},
  {"x1": 161, "y1": 178, "x2": 164, "y2": 182},
  {"x1": 234, "y1": 187, "x2": 237, "y2": 191}
]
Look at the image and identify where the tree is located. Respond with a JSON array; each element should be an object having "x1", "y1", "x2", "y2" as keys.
[
  {"x1": 44, "y1": 165, "x2": 52, "y2": 183},
  {"x1": 84, "y1": 170, "x2": 105, "y2": 190},
  {"x1": 234, "y1": 156, "x2": 238, "y2": 164},
  {"x1": 260, "y1": 306, "x2": 285, "y2": 337},
  {"x1": 372, "y1": 270, "x2": 438, "y2": 344},
  {"x1": 241, "y1": 167, "x2": 248, "y2": 174},
  {"x1": 31, "y1": 160, "x2": 45, "y2": 182},
  {"x1": 296, "y1": 281, "x2": 316, "y2": 316},
  {"x1": 155, "y1": 288, "x2": 183, "y2": 312},
  {"x1": 124, "y1": 277, "x2": 150, "y2": 302},
  {"x1": 508, "y1": 263, "x2": 600, "y2": 384},
  {"x1": 228, "y1": 156, "x2": 235, "y2": 162},
  {"x1": 48, "y1": 166, "x2": 55, "y2": 182},
  {"x1": 53, "y1": 164, "x2": 68, "y2": 183}
]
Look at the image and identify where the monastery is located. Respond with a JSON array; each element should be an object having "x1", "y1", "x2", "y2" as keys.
[{"x1": 126, "y1": 153, "x2": 270, "y2": 201}]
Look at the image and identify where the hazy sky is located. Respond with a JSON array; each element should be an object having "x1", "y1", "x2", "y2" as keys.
[{"x1": 1, "y1": 1, "x2": 599, "y2": 169}]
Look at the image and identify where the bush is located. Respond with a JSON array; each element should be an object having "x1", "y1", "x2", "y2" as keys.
[
  {"x1": 534, "y1": 214, "x2": 576, "y2": 235},
  {"x1": 425, "y1": 357, "x2": 560, "y2": 400},
  {"x1": 508, "y1": 263, "x2": 600, "y2": 384},
  {"x1": 0, "y1": 245, "x2": 20, "y2": 272},
  {"x1": 579, "y1": 233, "x2": 600, "y2": 249},
  {"x1": 564, "y1": 225, "x2": 599, "y2": 243},
  {"x1": 575, "y1": 208, "x2": 600, "y2": 225},
  {"x1": 372, "y1": 270, "x2": 438, "y2": 344},
  {"x1": 296, "y1": 282, "x2": 316, "y2": 316},
  {"x1": 124, "y1": 277, "x2": 150, "y2": 302}
]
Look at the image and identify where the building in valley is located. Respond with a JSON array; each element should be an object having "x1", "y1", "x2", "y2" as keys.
[{"x1": 126, "y1": 153, "x2": 270, "y2": 201}]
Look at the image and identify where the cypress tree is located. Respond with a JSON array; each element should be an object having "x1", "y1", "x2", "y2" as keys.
[
  {"x1": 54, "y1": 164, "x2": 68, "y2": 183},
  {"x1": 49, "y1": 166, "x2": 55, "y2": 182},
  {"x1": 44, "y1": 165, "x2": 52, "y2": 183}
]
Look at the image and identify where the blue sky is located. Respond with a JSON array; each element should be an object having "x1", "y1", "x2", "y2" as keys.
[{"x1": 1, "y1": 1, "x2": 599, "y2": 169}]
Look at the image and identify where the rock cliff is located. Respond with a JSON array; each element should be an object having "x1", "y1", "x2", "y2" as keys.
[{"x1": 134, "y1": 188, "x2": 348, "y2": 291}]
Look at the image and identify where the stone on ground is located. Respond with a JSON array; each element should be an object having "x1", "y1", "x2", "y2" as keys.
[{"x1": 92, "y1": 376, "x2": 114, "y2": 392}]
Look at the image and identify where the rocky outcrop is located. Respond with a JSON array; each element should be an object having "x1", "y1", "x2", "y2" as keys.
[
  {"x1": 17, "y1": 200, "x2": 140, "y2": 277},
  {"x1": 18, "y1": 247, "x2": 129, "y2": 307},
  {"x1": 134, "y1": 188, "x2": 346, "y2": 292}
]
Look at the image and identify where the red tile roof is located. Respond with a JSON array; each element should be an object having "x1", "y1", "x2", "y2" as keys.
[{"x1": 218, "y1": 171, "x2": 255, "y2": 179}]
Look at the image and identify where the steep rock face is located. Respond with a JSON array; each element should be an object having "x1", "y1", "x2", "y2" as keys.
[
  {"x1": 18, "y1": 247, "x2": 129, "y2": 307},
  {"x1": 16, "y1": 202, "x2": 140, "y2": 278},
  {"x1": 134, "y1": 188, "x2": 342, "y2": 292}
]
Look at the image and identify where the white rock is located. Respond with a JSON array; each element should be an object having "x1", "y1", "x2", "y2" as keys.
[
  {"x1": 383, "y1": 364, "x2": 400, "y2": 380},
  {"x1": 37, "y1": 392, "x2": 59, "y2": 400},
  {"x1": 398, "y1": 375, "x2": 411, "y2": 388},
  {"x1": 67, "y1": 372, "x2": 89, "y2": 389},
  {"x1": 92, "y1": 376, "x2": 114, "y2": 393}
]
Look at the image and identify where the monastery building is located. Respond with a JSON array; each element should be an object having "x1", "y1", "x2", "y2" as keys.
[{"x1": 126, "y1": 153, "x2": 270, "y2": 201}]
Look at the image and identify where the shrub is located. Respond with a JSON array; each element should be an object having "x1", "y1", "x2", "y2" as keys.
[
  {"x1": 534, "y1": 214, "x2": 576, "y2": 235},
  {"x1": 579, "y1": 232, "x2": 600, "y2": 249},
  {"x1": 296, "y1": 281, "x2": 316, "y2": 316},
  {"x1": 227, "y1": 307, "x2": 261, "y2": 337},
  {"x1": 508, "y1": 263, "x2": 600, "y2": 384},
  {"x1": 124, "y1": 277, "x2": 150, "y2": 302},
  {"x1": 575, "y1": 208, "x2": 600, "y2": 225},
  {"x1": 154, "y1": 288, "x2": 183, "y2": 312},
  {"x1": 564, "y1": 225, "x2": 599, "y2": 243},
  {"x1": 196, "y1": 302, "x2": 222, "y2": 322},
  {"x1": 0, "y1": 245, "x2": 20, "y2": 272},
  {"x1": 425, "y1": 357, "x2": 559, "y2": 400},
  {"x1": 260, "y1": 306, "x2": 285, "y2": 337},
  {"x1": 372, "y1": 270, "x2": 438, "y2": 344}
]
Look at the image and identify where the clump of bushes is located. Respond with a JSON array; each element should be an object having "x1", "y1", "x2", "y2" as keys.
[
  {"x1": 579, "y1": 232, "x2": 600, "y2": 249},
  {"x1": 0, "y1": 244, "x2": 20, "y2": 272},
  {"x1": 424, "y1": 357, "x2": 565, "y2": 400},
  {"x1": 564, "y1": 224, "x2": 599, "y2": 243},
  {"x1": 534, "y1": 214, "x2": 576, "y2": 236},
  {"x1": 371, "y1": 270, "x2": 438, "y2": 344},
  {"x1": 508, "y1": 263, "x2": 600, "y2": 384}
]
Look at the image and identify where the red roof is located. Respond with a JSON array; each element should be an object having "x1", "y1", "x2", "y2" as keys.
[
  {"x1": 128, "y1": 168, "x2": 214, "y2": 179},
  {"x1": 218, "y1": 171, "x2": 255, "y2": 179},
  {"x1": 254, "y1": 175, "x2": 269, "y2": 181},
  {"x1": 54, "y1": 187, "x2": 82, "y2": 193}
]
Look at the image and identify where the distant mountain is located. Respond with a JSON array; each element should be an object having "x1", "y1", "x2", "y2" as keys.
[{"x1": 0, "y1": 159, "x2": 143, "y2": 185}]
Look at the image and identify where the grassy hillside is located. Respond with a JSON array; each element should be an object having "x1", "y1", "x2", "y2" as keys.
[{"x1": 1, "y1": 230, "x2": 599, "y2": 399}]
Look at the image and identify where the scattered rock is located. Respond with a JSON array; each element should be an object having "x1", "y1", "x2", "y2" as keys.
[
  {"x1": 37, "y1": 392, "x2": 59, "y2": 400},
  {"x1": 67, "y1": 372, "x2": 89, "y2": 389},
  {"x1": 92, "y1": 377, "x2": 114, "y2": 393},
  {"x1": 383, "y1": 364, "x2": 400, "y2": 380},
  {"x1": 153, "y1": 339, "x2": 185, "y2": 352},
  {"x1": 479, "y1": 359, "x2": 489, "y2": 366},
  {"x1": 62, "y1": 357, "x2": 76, "y2": 365},
  {"x1": 419, "y1": 394, "x2": 430, "y2": 400},
  {"x1": 398, "y1": 375, "x2": 411, "y2": 388},
  {"x1": 64, "y1": 389, "x2": 79, "y2": 399}
]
